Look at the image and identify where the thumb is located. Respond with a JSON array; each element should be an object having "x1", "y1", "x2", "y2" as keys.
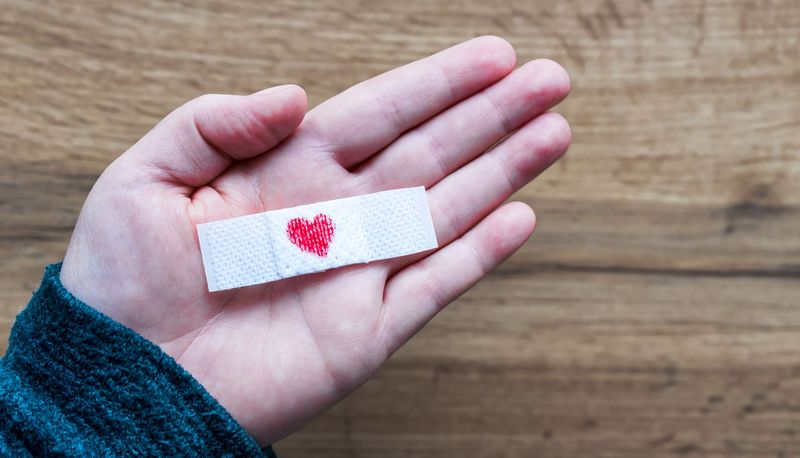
[{"x1": 128, "y1": 84, "x2": 307, "y2": 187}]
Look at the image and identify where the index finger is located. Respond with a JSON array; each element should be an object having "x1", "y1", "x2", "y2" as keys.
[{"x1": 304, "y1": 36, "x2": 517, "y2": 168}]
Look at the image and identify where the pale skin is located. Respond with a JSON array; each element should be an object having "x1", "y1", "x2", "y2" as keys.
[{"x1": 60, "y1": 36, "x2": 571, "y2": 445}]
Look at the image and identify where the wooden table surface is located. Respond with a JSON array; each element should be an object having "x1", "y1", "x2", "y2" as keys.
[{"x1": 2, "y1": 0, "x2": 799, "y2": 456}]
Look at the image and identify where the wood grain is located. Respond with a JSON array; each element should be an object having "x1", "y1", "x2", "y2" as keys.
[{"x1": 1, "y1": 0, "x2": 799, "y2": 456}]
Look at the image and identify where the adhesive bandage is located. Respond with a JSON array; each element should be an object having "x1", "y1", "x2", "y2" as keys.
[{"x1": 197, "y1": 186, "x2": 438, "y2": 292}]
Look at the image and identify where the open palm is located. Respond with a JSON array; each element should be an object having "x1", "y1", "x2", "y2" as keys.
[{"x1": 60, "y1": 36, "x2": 571, "y2": 445}]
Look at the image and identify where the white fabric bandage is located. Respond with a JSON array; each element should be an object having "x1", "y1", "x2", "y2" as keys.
[{"x1": 197, "y1": 186, "x2": 438, "y2": 292}]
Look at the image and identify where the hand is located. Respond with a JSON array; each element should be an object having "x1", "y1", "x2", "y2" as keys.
[{"x1": 60, "y1": 36, "x2": 571, "y2": 445}]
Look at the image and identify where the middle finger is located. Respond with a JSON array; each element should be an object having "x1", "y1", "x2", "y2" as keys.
[{"x1": 356, "y1": 59, "x2": 570, "y2": 189}]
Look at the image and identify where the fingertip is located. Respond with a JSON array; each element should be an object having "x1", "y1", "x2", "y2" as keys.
[
  {"x1": 518, "y1": 59, "x2": 571, "y2": 104},
  {"x1": 472, "y1": 35, "x2": 517, "y2": 73},
  {"x1": 504, "y1": 201, "x2": 537, "y2": 238},
  {"x1": 496, "y1": 111, "x2": 571, "y2": 186},
  {"x1": 539, "y1": 111, "x2": 572, "y2": 158},
  {"x1": 253, "y1": 83, "x2": 306, "y2": 97},
  {"x1": 482, "y1": 201, "x2": 537, "y2": 258},
  {"x1": 533, "y1": 58, "x2": 571, "y2": 96},
  {"x1": 188, "y1": 85, "x2": 310, "y2": 164},
  {"x1": 251, "y1": 84, "x2": 308, "y2": 118}
]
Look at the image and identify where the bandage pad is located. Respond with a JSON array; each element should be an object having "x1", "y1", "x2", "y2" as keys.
[{"x1": 197, "y1": 186, "x2": 438, "y2": 292}]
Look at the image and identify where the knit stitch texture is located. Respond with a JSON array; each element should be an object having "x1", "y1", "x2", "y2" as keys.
[{"x1": 0, "y1": 263, "x2": 275, "y2": 457}]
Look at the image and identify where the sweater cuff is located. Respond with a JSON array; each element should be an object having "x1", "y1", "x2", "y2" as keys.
[{"x1": 3, "y1": 262, "x2": 271, "y2": 456}]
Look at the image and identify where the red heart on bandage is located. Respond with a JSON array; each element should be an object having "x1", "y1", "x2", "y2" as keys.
[{"x1": 286, "y1": 214, "x2": 336, "y2": 257}]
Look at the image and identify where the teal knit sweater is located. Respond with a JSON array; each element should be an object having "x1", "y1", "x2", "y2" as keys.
[{"x1": 0, "y1": 263, "x2": 275, "y2": 456}]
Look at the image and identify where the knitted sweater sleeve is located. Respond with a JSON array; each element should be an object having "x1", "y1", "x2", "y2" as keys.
[{"x1": 0, "y1": 263, "x2": 275, "y2": 457}]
